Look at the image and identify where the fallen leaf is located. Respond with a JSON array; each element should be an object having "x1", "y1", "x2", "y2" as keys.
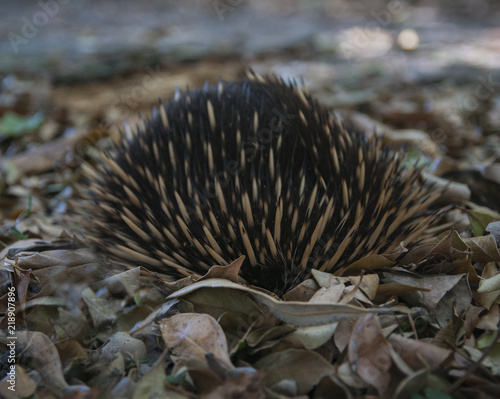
[
  {"x1": 2, "y1": 128, "x2": 90, "y2": 177},
  {"x1": 82, "y1": 287, "x2": 121, "y2": 329},
  {"x1": 283, "y1": 322, "x2": 338, "y2": 350},
  {"x1": 476, "y1": 263, "x2": 500, "y2": 309},
  {"x1": 468, "y1": 208, "x2": 498, "y2": 237},
  {"x1": 464, "y1": 234, "x2": 500, "y2": 262},
  {"x1": 336, "y1": 254, "x2": 395, "y2": 276},
  {"x1": 169, "y1": 279, "x2": 391, "y2": 327},
  {"x1": 348, "y1": 274, "x2": 379, "y2": 300},
  {"x1": 375, "y1": 282, "x2": 430, "y2": 302},
  {"x1": 255, "y1": 348, "x2": 335, "y2": 395},
  {"x1": 102, "y1": 267, "x2": 142, "y2": 297},
  {"x1": 1, "y1": 331, "x2": 70, "y2": 396},
  {"x1": 476, "y1": 303, "x2": 500, "y2": 331},
  {"x1": 382, "y1": 272, "x2": 471, "y2": 324},
  {"x1": 388, "y1": 335, "x2": 452, "y2": 371},
  {"x1": 100, "y1": 332, "x2": 147, "y2": 364},
  {"x1": 309, "y1": 283, "x2": 345, "y2": 304},
  {"x1": 160, "y1": 313, "x2": 234, "y2": 371},
  {"x1": 0, "y1": 365, "x2": 37, "y2": 399},
  {"x1": 202, "y1": 371, "x2": 266, "y2": 399},
  {"x1": 282, "y1": 278, "x2": 319, "y2": 301},
  {"x1": 478, "y1": 271, "x2": 500, "y2": 294},
  {"x1": 198, "y1": 255, "x2": 245, "y2": 283},
  {"x1": 348, "y1": 314, "x2": 392, "y2": 395},
  {"x1": 131, "y1": 353, "x2": 172, "y2": 399},
  {"x1": 246, "y1": 325, "x2": 296, "y2": 348}
]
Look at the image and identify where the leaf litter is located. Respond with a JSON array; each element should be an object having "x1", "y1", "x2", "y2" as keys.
[{"x1": 2, "y1": 221, "x2": 500, "y2": 398}]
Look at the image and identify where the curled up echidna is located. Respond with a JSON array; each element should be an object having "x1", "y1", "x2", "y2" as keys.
[{"x1": 73, "y1": 74, "x2": 442, "y2": 294}]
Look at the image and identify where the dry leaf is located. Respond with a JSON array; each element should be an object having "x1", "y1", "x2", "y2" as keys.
[
  {"x1": 160, "y1": 313, "x2": 234, "y2": 371},
  {"x1": 102, "y1": 267, "x2": 142, "y2": 297},
  {"x1": 255, "y1": 348, "x2": 335, "y2": 395},
  {"x1": 348, "y1": 314, "x2": 392, "y2": 395},
  {"x1": 0, "y1": 365, "x2": 37, "y2": 399},
  {"x1": 478, "y1": 271, "x2": 500, "y2": 294},
  {"x1": 476, "y1": 263, "x2": 500, "y2": 309},
  {"x1": 82, "y1": 287, "x2": 121, "y2": 329},
  {"x1": 198, "y1": 256, "x2": 245, "y2": 283},
  {"x1": 169, "y1": 278, "x2": 391, "y2": 327},
  {"x1": 336, "y1": 254, "x2": 395, "y2": 276},
  {"x1": 283, "y1": 322, "x2": 338, "y2": 350},
  {"x1": 333, "y1": 318, "x2": 357, "y2": 353},
  {"x1": 348, "y1": 274, "x2": 379, "y2": 301},
  {"x1": 131, "y1": 353, "x2": 172, "y2": 399},
  {"x1": 388, "y1": 335, "x2": 452, "y2": 370},
  {"x1": 1, "y1": 331, "x2": 70, "y2": 396},
  {"x1": 100, "y1": 332, "x2": 147, "y2": 364},
  {"x1": 202, "y1": 371, "x2": 266, "y2": 399},
  {"x1": 382, "y1": 272, "x2": 471, "y2": 323},
  {"x1": 375, "y1": 282, "x2": 429, "y2": 302},
  {"x1": 309, "y1": 284, "x2": 345, "y2": 304},
  {"x1": 464, "y1": 234, "x2": 500, "y2": 262},
  {"x1": 4, "y1": 129, "x2": 89, "y2": 177},
  {"x1": 282, "y1": 279, "x2": 319, "y2": 301},
  {"x1": 476, "y1": 303, "x2": 500, "y2": 331}
]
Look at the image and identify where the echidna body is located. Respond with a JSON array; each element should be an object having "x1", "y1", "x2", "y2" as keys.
[{"x1": 75, "y1": 75, "x2": 440, "y2": 294}]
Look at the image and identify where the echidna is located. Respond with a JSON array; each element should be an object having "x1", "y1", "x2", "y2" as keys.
[{"x1": 73, "y1": 74, "x2": 442, "y2": 294}]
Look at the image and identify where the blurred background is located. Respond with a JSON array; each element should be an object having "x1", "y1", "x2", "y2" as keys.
[{"x1": 2, "y1": 0, "x2": 500, "y2": 79}]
